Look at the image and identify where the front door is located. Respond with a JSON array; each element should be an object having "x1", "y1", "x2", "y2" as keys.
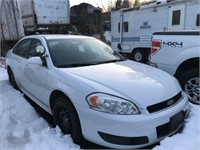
[{"x1": 23, "y1": 39, "x2": 48, "y2": 106}]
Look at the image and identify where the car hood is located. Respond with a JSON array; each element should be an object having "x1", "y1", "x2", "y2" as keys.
[{"x1": 59, "y1": 60, "x2": 181, "y2": 109}]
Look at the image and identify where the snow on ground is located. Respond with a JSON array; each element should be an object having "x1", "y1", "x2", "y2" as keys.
[
  {"x1": 0, "y1": 67, "x2": 79, "y2": 150},
  {"x1": 104, "y1": 31, "x2": 111, "y2": 43},
  {"x1": 0, "y1": 66, "x2": 200, "y2": 149},
  {"x1": 153, "y1": 104, "x2": 200, "y2": 150}
]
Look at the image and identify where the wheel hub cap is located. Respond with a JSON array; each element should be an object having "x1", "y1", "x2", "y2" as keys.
[
  {"x1": 59, "y1": 111, "x2": 72, "y2": 133},
  {"x1": 135, "y1": 52, "x2": 142, "y2": 61}
]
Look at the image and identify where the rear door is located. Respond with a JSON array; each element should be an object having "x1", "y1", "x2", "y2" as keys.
[
  {"x1": 168, "y1": 4, "x2": 186, "y2": 30},
  {"x1": 12, "y1": 39, "x2": 32, "y2": 89}
]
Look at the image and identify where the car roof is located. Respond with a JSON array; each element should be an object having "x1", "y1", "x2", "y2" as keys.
[{"x1": 22, "y1": 34, "x2": 95, "y2": 40}]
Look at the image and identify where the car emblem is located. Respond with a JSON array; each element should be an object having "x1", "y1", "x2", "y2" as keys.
[{"x1": 167, "y1": 99, "x2": 174, "y2": 106}]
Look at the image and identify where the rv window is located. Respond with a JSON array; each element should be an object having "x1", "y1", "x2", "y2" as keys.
[
  {"x1": 118, "y1": 22, "x2": 129, "y2": 32},
  {"x1": 118, "y1": 23, "x2": 120, "y2": 32},
  {"x1": 123, "y1": 22, "x2": 129, "y2": 32},
  {"x1": 172, "y1": 10, "x2": 181, "y2": 26},
  {"x1": 196, "y1": 14, "x2": 200, "y2": 26}
]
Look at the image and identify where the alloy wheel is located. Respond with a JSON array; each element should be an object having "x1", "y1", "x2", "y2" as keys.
[{"x1": 184, "y1": 77, "x2": 200, "y2": 105}]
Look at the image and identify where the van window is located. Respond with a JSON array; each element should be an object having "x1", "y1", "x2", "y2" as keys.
[
  {"x1": 196, "y1": 14, "x2": 200, "y2": 26},
  {"x1": 172, "y1": 10, "x2": 181, "y2": 25},
  {"x1": 118, "y1": 22, "x2": 129, "y2": 32}
]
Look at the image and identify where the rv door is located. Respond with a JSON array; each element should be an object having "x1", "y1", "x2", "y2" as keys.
[{"x1": 168, "y1": 4, "x2": 185, "y2": 30}]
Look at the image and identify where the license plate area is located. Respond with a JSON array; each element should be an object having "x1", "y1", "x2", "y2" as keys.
[
  {"x1": 170, "y1": 111, "x2": 184, "y2": 131},
  {"x1": 156, "y1": 111, "x2": 185, "y2": 139}
]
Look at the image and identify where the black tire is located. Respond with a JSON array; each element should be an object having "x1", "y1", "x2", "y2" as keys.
[
  {"x1": 7, "y1": 68, "x2": 19, "y2": 90},
  {"x1": 52, "y1": 97, "x2": 84, "y2": 144},
  {"x1": 131, "y1": 49, "x2": 145, "y2": 63},
  {"x1": 178, "y1": 69, "x2": 200, "y2": 105},
  {"x1": 146, "y1": 51, "x2": 151, "y2": 63}
]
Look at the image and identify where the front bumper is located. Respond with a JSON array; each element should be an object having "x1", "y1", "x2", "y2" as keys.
[
  {"x1": 76, "y1": 94, "x2": 189, "y2": 149},
  {"x1": 149, "y1": 62, "x2": 158, "y2": 68}
]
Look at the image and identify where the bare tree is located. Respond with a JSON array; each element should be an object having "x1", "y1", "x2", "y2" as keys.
[
  {"x1": 106, "y1": 0, "x2": 113, "y2": 12},
  {"x1": 122, "y1": 0, "x2": 130, "y2": 8},
  {"x1": 115, "y1": 0, "x2": 122, "y2": 10},
  {"x1": 100, "y1": 0, "x2": 107, "y2": 12},
  {"x1": 133, "y1": 0, "x2": 140, "y2": 7}
]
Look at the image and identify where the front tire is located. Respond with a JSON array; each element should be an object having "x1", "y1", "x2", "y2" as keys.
[
  {"x1": 7, "y1": 68, "x2": 19, "y2": 90},
  {"x1": 179, "y1": 69, "x2": 200, "y2": 105},
  {"x1": 52, "y1": 97, "x2": 84, "y2": 144}
]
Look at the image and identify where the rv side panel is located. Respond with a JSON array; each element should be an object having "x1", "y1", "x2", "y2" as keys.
[
  {"x1": 111, "y1": 0, "x2": 200, "y2": 54},
  {"x1": 185, "y1": 0, "x2": 200, "y2": 30}
]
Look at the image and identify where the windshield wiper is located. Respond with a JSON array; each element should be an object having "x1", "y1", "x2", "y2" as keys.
[
  {"x1": 57, "y1": 59, "x2": 126, "y2": 68},
  {"x1": 96, "y1": 59, "x2": 125, "y2": 65},
  {"x1": 57, "y1": 63, "x2": 96, "y2": 68}
]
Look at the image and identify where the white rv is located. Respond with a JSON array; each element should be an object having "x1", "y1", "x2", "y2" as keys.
[{"x1": 111, "y1": 0, "x2": 200, "y2": 63}]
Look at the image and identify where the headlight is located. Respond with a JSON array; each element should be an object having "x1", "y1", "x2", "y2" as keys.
[{"x1": 86, "y1": 93, "x2": 140, "y2": 115}]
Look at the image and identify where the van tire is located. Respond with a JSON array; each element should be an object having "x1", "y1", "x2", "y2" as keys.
[{"x1": 132, "y1": 49, "x2": 145, "y2": 63}]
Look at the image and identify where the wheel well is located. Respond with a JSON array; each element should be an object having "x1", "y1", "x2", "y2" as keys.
[
  {"x1": 131, "y1": 48, "x2": 150, "y2": 53},
  {"x1": 7, "y1": 65, "x2": 11, "y2": 74},
  {"x1": 49, "y1": 90, "x2": 75, "y2": 111},
  {"x1": 130, "y1": 48, "x2": 150, "y2": 62},
  {"x1": 175, "y1": 58, "x2": 200, "y2": 78}
]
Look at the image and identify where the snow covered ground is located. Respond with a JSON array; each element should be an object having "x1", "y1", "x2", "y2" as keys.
[
  {"x1": 0, "y1": 67, "x2": 79, "y2": 150},
  {"x1": 0, "y1": 66, "x2": 200, "y2": 149}
]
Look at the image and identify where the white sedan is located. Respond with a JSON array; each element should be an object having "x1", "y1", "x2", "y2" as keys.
[{"x1": 6, "y1": 35, "x2": 189, "y2": 149}]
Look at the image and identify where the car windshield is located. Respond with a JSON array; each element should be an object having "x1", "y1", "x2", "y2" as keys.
[{"x1": 47, "y1": 38, "x2": 125, "y2": 68}]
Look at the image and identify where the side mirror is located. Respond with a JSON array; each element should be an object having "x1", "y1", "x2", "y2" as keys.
[
  {"x1": 27, "y1": 57, "x2": 43, "y2": 65},
  {"x1": 117, "y1": 43, "x2": 122, "y2": 50},
  {"x1": 35, "y1": 45, "x2": 45, "y2": 55}
]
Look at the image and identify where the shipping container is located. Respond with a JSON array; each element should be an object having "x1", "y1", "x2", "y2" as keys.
[
  {"x1": 0, "y1": 0, "x2": 25, "y2": 41},
  {"x1": 19, "y1": 0, "x2": 71, "y2": 34}
]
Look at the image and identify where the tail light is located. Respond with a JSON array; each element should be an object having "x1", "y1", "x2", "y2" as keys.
[{"x1": 151, "y1": 40, "x2": 161, "y2": 55}]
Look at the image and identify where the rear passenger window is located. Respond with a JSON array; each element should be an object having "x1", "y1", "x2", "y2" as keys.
[
  {"x1": 13, "y1": 39, "x2": 32, "y2": 58},
  {"x1": 13, "y1": 43, "x2": 20, "y2": 55}
]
